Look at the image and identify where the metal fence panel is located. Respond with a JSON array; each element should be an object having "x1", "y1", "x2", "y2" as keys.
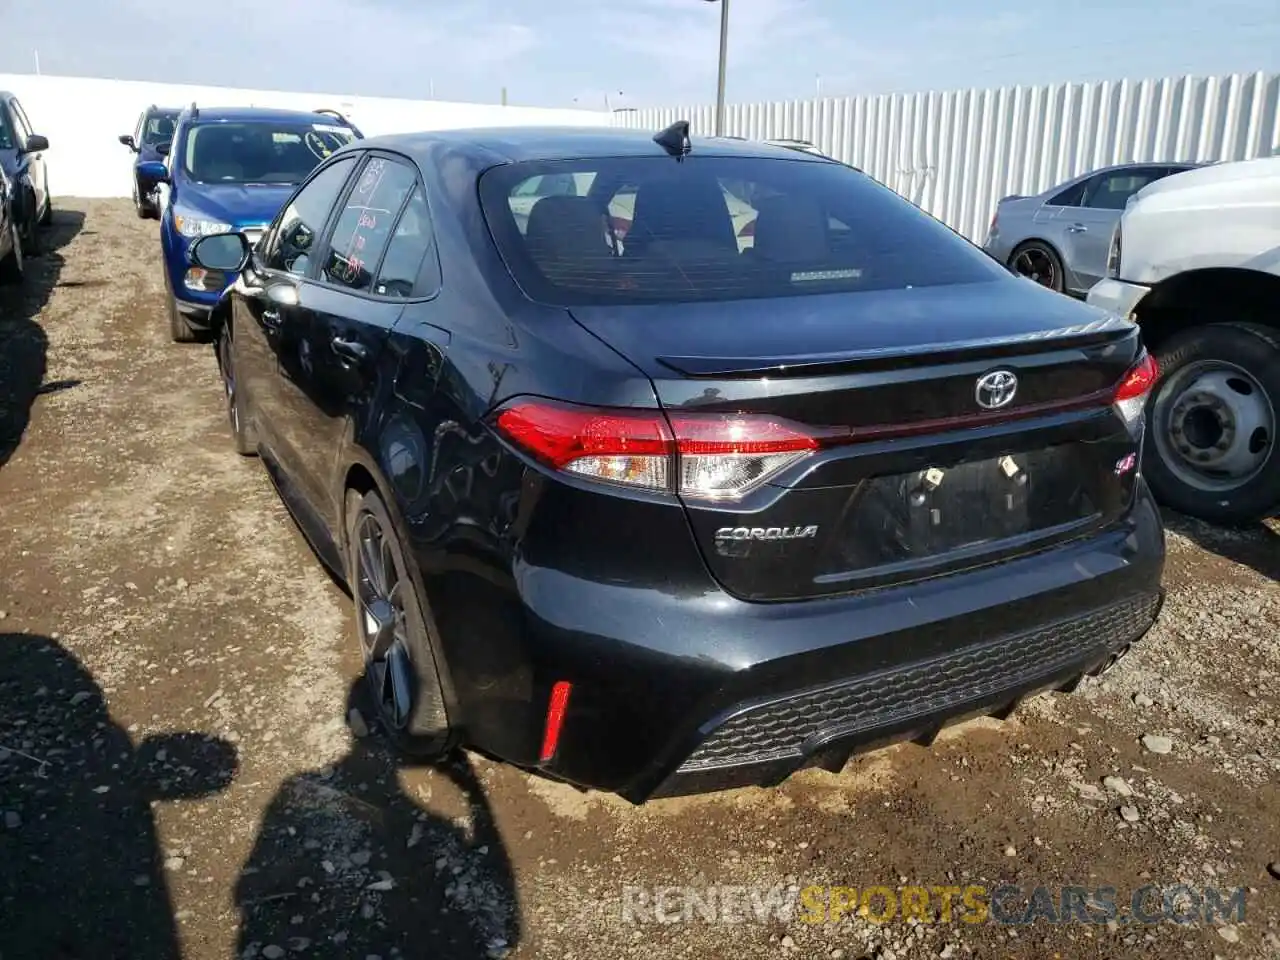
[{"x1": 614, "y1": 72, "x2": 1280, "y2": 241}]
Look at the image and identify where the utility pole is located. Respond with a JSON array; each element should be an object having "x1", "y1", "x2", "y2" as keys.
[
  {"x1": 703, "y1": 0, "x2": 729, "y2": 136},
  {"x1": 33, "y1": 49, "x2": 41, "y2": 76}
]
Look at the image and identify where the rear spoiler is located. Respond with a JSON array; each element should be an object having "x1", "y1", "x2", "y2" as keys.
[{"x1": 657, "y1": 315, "x2": 1139, "y2": 378}]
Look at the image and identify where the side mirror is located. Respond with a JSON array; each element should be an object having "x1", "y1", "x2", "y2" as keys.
[
  {"x1": 156, "y1": 141, "x2": 172, "y2": 157},
  {"x1": 191, "y1": 232, "x2": 252, "y2": 273},
  {"x1": 119, "y1": 134, "x2": 138, "y2": 151},
  {"x1": 137, "y1": 160, "x2": 169, "y2": 184},
  {"x1": 23, "y1": 134, "x2": 49, "y2": 153}
]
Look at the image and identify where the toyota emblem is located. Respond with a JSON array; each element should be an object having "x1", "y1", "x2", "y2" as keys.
[{"x1": 975, "y1": 370, "x2": 1019, "y2": 410}]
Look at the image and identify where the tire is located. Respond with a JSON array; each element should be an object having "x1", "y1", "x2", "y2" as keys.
[
  {"x1": 218, "y1": 321, "x2": 257, "y2": 456},
  {"x1": 19, "y1": 195, "x2": 41, "y2": 258},
  {"x1": 1144, "y1": 322, "x2": 1280, "y2": 525},
  {"x1": 1009, "y1": 240, "x2": 1065, "y2": 293},
  {"x1": 163, "y1": 266, "x2": 202, "y2": 343},
  {"x1": 39, "y1": 190, "x2": 52, "y2": 227},
  {"x1": 0, "y1": 220, "x2": 23, "y2": 285},
  {"x1": 345, "y1": 489, "x2": 452, "y2": 757}
]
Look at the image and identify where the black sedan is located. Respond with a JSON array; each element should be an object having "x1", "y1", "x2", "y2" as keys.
[{"x1": 191, "y1": 125, "x2": 1166, "y2": 800}]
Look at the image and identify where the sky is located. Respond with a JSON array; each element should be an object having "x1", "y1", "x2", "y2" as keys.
[{"x1": 1, "y1": 0, "x2": 1277, "y2": 109}]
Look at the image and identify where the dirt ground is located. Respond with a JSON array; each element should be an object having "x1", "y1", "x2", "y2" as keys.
[{"x1": 1, "y1": 200, "x2": 1278, "y2": 960}]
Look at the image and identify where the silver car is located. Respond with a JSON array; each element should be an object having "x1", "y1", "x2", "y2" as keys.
[{"x1": 983, "y1": 162, "x2": 1198, "y2": 295}]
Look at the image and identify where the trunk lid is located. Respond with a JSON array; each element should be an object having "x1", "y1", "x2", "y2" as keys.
[{"x1": 568, "y1": 282, "x2": 1145, "y2": 601}]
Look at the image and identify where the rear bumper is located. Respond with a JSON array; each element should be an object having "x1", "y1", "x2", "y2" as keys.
[
  {"x1": 1086, "y1": 278, "x2": 1151, "y2": 319},
  {"x1": 653, "y1": 590, "x2": 1161, "y2": 798},
  {"x1": 487, "y1": 483, "x2": 1165, "y2": 801}
]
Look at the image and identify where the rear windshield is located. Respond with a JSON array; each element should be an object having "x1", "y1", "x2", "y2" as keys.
[
  {"x1": 142, "y1": 113, "x2": 178, "y2": 146},
  {"x1": 182, "y1": 121, "x2": 356, "y2": 185},
  {"x1": 479, "y1": 156, "x2": 1007, "y2": 305}
]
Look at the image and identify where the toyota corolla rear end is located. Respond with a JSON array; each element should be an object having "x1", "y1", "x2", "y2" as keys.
[{"x1": 467, "y1": 143, "x2": 1165, "y2": 801}]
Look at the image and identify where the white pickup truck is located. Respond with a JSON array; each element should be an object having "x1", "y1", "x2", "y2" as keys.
[{"x1": 1087, "y1": 156, "x2": 1280, "y2": 525}]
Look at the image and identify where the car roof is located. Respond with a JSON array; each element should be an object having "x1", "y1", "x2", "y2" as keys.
[
  {"x1": 1044, "y1": 160, "x2": 1202, "y2": 193},
  {"x1": 356, "y1": 126, "x2": 830, "y2": 166},
  {"x1": 177, "y1": 105, "x2": 354, "y2": 125}
]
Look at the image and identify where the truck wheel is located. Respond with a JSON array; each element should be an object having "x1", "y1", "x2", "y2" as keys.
[{"x1": 1144, "y1": 322, "x2": 1280, "y2": 524}]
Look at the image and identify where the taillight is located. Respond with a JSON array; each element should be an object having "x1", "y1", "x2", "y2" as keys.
[
  {"x1": 494, "y1": 400, "x2": 819, "y2": 500},
  {"x1": 1106, "y1": 221, "x2": 1123, "y2": 279},
  {"x1": 1113, "y1": 351, "x2": 1159, "y2": 427}
]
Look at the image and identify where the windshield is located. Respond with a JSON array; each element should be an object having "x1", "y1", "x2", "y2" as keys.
[
  {"x1": 142, "y1": 113, "x2": 177, "y2": 146},
  {"x1": 479, "y1": 155, "x2": 1007, "y2": 306},
  {"x1": 182, "y1": 121, "x2": 356, "y2": 185}
]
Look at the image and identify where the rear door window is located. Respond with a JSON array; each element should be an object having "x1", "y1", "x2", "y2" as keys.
[
  {"x1": 319, "y1": 156, "x2": 418, "y2": 293},
  {"x1": 1082, "y1": 168, "x2": 1167, "y2": 210},
  {"x1": 479, "y1": 156, "x2": 1007, "y2": 305},
  {"x1": 373, "y1": 186, "x2": 440, "y2": 298}
]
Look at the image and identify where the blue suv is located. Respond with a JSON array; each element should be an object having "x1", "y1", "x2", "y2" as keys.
[
  {"x1": 139, "y1": 104, "x2": 361, "y2": 342},
  {"x1": 119, "y1": 105, "x2": 179, "y2": 219}
]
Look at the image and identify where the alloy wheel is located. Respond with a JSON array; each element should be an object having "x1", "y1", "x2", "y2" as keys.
[
  {"x1": 219, "y1": 328, "x2": 240, "y2": 437},
  {"x1": 1012, "y1": 247, "x2": 1057, "y2": 288},
  {"x1": 352, "y1": 511, "x2": 416, "y2": 730}
]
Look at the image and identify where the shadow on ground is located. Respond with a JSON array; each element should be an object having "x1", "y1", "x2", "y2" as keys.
[
  {"x1": 0, "y1": 209, "x2": 86, "y2": 469},
  {"x1": 0, "y1": 633, "x2": 238, "y2": 959},
  {"x1": 235, "y1": 681, "x2": 520, "y2": 959},
  {"x1": 1163, "y1": 509, "x2": 1280, "y2": 582}
]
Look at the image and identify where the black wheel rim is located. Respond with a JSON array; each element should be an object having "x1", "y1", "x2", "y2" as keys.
[
  {"x1": 353, "y1": 511, "x2": 415, "y2": 730},
  {"x1": 219, "y1": 330, "x2": 239, "y2": 436},
  {"x1": 1012, "y1": 247, "x2": 1057, "y2": 288}
]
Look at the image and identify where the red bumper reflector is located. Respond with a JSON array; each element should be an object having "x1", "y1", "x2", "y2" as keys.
[{"x1": 539, "y1": 680, "x2": 573, "y2": 763}]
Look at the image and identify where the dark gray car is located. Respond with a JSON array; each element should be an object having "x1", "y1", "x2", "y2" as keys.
[{"x1": 983, "y1": 162, "x2": 1198, "y2": 295}]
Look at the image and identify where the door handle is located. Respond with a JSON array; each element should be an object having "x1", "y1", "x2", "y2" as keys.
[
  {"x1": 261, "y1": 309, "x2": 282, "y2": 330},
  {"x1": 1065, "y1": 223, "x2": 1088, "y2": 233},
  {"x1": 331, "y1": 336, "x2": 370, "y2": 364}
]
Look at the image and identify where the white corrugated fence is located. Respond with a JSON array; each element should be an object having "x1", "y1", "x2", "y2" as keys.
[{"x1": 613, "y1": 72, "x2": 1280, "y2": 241}]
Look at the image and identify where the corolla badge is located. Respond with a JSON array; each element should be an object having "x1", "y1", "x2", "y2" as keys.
[
  {"x1": 975, "y1": 369, "x2": 1019, "y2": 410},
  {"x1": 715, "y1": 525, "x2": 819, "y2": 542}
]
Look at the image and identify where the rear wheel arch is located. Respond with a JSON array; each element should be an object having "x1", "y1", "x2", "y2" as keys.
[{"x1": 1133, "y1": 268, "x2": 1280, "y2": 524}]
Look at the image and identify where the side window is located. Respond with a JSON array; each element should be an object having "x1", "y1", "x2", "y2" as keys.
[
  {"x1": 1083, "y1": 169, "x2": 1163, "y2": 210},
  {"x1": 1048, "y1": 179, "x2": 1088, "y2": 207},
  {"x1": 263, "y1": 156, "x2": 357, "y2": 275},
  {"x1": 9, "y1": 100, "x2": 32, "y2": 142},
  {"x1": 0, "y1": 106, "x2": 13, "y2": 150},
  {"x1": 374, "y1": 187, "x2": 440, "y2": 298},
  {"x1": 321, "y1": 157, "x2": 418, "y2": 293}
]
